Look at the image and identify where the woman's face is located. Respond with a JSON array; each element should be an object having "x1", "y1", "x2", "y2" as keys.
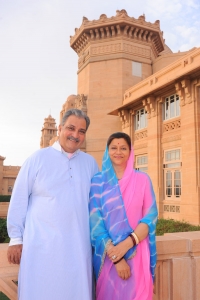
[{"x1": 108, "y1": 138, "x2": 130, "y2": 167}]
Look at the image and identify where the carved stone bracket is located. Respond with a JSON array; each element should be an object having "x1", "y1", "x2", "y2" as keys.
[
  {"x1": 118, "y1": 109, "x2": 130, "y2": 128},
  {"x1": 193, "y1": 78, "x2": 200, "y2": 102},
  {"x1": 175, "y1": 77, "x2": 193, "y2": 106},
  {"x1": 75, "y1": 94, "x2": 87, "y2": 114},
  {"x1": 142, "y1": 95, "x2": 156, "y2": 118}
]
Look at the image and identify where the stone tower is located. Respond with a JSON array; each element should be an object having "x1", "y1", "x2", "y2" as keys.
[
  {"x1": 70, "y1": 9, "x2": 165, "y2": 164},
  {"x1": 40, "y1": 115, "x2": 57, "y2": 148}
]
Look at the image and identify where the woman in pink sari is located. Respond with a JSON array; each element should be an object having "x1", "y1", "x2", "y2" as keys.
[{"x1": 89, "y1": 132, "x2": 158, "y2": 300}]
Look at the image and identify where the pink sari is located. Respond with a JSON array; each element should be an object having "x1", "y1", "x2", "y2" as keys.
[{"x1": 96, "y1": 151, "x2": 155, "y2": 300}]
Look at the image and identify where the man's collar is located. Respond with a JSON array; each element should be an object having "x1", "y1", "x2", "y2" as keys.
[{"x1": 51, "y1": 140, "x2": 80, "y2": 158}]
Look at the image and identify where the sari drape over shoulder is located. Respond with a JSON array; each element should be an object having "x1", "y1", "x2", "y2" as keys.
[{"x1": 89, "y1": 147, "x2": 158, "y2": 300}]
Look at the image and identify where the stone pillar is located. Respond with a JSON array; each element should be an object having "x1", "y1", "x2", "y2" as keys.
[{"x1": 144, "y1": 96, "x2": 161, "y2": 212}]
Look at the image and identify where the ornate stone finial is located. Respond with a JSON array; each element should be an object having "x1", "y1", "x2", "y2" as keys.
[
  {"x1": 154, "y1": 20, "x2": 160, "y2": 26},
  {"x1": 138, "y1": 15, "x2": 145, "y2": 21},
  {"x1": 82, "y1": 16, "x2": 88, "y2": 22},
  {"x1": 100, "y1": 14, "x2": 107, "y2": 20},
  {"x1": 116, "y1": 9, "x2": 128, "y2": 17}
]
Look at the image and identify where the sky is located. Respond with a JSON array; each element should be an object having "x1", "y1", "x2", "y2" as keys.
[{"x1": 0, "y1": 0, "x2": 200, "y2": 165}]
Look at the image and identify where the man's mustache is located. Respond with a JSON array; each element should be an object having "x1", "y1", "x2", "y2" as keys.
[{"x1": 68, "y1": 136, "x2": 80, "y2": 143}]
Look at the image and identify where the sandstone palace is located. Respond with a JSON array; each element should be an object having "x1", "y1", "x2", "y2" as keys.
[{"x1": 2, "y1": 10, "x2": 200, "y2": 225}]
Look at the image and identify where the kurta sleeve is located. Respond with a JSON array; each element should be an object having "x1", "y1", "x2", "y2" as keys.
[
  {"x1": 140, "y1": 174, "x2": 158, "y2": 281},
  {"x1": 7, "y1": 156, "x2": 37, "y2": 241}
]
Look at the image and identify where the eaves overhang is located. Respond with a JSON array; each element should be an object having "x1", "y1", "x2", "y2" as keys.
[{"x1": 109, "y1": 47, "x2": 200, "y2": 116}]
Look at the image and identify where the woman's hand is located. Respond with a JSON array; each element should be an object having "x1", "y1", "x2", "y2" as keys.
[
  {"x1": 114, "y1": 258, "x2": 131, "y2": 280},
  {"x1": 107, "y1": 237, "x2": 133, "y2": 263}
]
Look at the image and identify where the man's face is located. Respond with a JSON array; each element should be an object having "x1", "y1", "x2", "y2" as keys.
[{"x1": 58, "y1": 115, "x2": 87, "y2": 153}]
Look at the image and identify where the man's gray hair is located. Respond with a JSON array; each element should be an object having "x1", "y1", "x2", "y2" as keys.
[{"x1": 61, "y1": 109, "x2": 90, "y2": 130}]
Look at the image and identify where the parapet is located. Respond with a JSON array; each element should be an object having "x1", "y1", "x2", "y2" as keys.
[{"x1": 70, "y1": 9, "x2": 165, "y2": 58}]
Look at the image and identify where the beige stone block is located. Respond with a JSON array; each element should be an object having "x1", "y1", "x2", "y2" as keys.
[
  {"x1": 171, "y1": 257, "x2": 193, "y2": 300},
  {"x1": 192, "y1": 257, "x2": 200, "y2": 300}
]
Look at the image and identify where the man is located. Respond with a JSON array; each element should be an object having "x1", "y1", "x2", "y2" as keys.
[{"x1": 7, "y1": 109, "x2": 99, "y2": 300}]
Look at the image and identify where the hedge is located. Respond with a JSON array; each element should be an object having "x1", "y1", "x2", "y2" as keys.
[
  {"x1": 0, "y1": 218, "x2": 9, "y2": 243},
  {"x1": 0, "y1": 195, "x2": 11, "y2": 202}
]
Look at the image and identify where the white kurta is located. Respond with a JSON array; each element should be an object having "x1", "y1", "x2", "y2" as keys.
[{"x1": 7, "y1": 143, "x2": 99, "y2": 300}]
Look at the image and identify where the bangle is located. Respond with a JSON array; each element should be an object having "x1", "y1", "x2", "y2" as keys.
[
  {"x1": 131, "y1": 232, "x2": 140, "y2": 245},
  {"x1": 129, "y1": 234, "x2": 136, "y2": 247},
  {"x1": 113, "y1": 257, "x2": 124, "y2": 265}
]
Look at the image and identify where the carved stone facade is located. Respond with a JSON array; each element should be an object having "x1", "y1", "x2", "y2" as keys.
[
  {"x1": 70, "y1": 10, "x2": 200, "y2": 225},
  {"x1": 110, "y1": 46, "x2": 200, "y2": 225},
  {"x1": 40, "y1": 10, "x2": 200, "y2": 225},
  {"x1": 0, "y1": 156, "x2": 20, "y2": 195}
]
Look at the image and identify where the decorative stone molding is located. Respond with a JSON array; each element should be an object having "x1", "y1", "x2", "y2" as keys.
[
  {"x1": 133, "y1": 143, "x2": 148, "y2": 149},
  {"x1": 123, "y1": 44, "x2": 150, "y2": 58},
  {"x1": 118, "y1": 109, "x2": 130, "y2": 129},
  {"x1": 78, "y1": 50, "x2": 90, "y2": 68},
  {"x1": 135, "y1": 129, "x2": 148, "y2": 140},
  {"x1": 161, "y1": 134, "x2": 181, "y2": 144},
  {"x1": 163, "y1": 118, "x2": 181, "y2": 133},
  {"x1": 70, "y1": 9, "x2": 164, "y2": 57},
  {"x1": 91, "y1": 43, "x2": 121, "y2": 55},
  {"x1": 163, "y1": 204, "x2": 180, "y2": 213},
  {"x1": 142, "y1": 95, "x2": 156, "y2": 118}
]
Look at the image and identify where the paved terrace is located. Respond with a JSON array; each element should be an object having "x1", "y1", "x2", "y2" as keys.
[{"x1": 0, "y1": 231, "x2": 200, "y2": 299}]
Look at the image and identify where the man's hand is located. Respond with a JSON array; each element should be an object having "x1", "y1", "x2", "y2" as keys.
[
  {"x1": 114, "y1": 258, "x2": 131, "y2": 280},
  {"x1": 7, "y1": 244, "x2": 23, "y2": 264}
]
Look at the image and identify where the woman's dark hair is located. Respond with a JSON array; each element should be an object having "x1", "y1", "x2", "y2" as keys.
[{"x1": 107, "y1": 132, "x2": 132, "y2": 150}]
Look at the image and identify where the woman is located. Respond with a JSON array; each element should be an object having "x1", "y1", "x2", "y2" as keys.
[{"x1": 89, "y1": 132, "x2": 158, "y2": 300}]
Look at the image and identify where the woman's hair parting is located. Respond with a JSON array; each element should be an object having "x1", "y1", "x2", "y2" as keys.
[{"x1": 107, "y1": 132, "x2": 131, "y2": 150}]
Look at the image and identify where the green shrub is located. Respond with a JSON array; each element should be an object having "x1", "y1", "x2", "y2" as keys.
[
  {"x1": 0, "y1": 195, "x2": 11, "y2": 202},
  {"x1": 156, "y1": 218, "x2": 200, "y2": 236},
  {"x1": 0, "y1": 218, "x2": 9, "y2": 243}
]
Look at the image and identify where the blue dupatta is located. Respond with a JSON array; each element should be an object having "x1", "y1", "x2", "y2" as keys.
[{"x1": 89, "y1": 146, "x2": 158, "y2": 280}]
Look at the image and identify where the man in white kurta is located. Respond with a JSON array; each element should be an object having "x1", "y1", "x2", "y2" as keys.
[{"x1": 7, "y1": 109, "x2": 99, "y2": 300}]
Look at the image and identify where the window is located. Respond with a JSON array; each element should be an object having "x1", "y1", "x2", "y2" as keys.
[
  {"x1": 132, "y1": 61, "x2": 142, "y2": 77},
  {"x1": 135, "y1": 155, "x2": 148, "y2": 172},
  {"x1": 164, "y1": 94, "x2": 180, "y2": 120},
  {"x1": 135, "y1": 109, "x2": 147, "y2": 130},
  {"x1": 8, "y1": 186, "x2": 13, "y2": 193},
  {"x1": 164, "y1": 149, "x2": 181, "y2": 199}
]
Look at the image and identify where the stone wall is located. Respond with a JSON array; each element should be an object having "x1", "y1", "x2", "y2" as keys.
[{"x1": 0, "y1": 231, "x2": 199, "y2": 300}]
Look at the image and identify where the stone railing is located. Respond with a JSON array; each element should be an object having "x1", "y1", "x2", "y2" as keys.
[{"x1": 0, "y1": 231, "x2": 200, "y2": 300}]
